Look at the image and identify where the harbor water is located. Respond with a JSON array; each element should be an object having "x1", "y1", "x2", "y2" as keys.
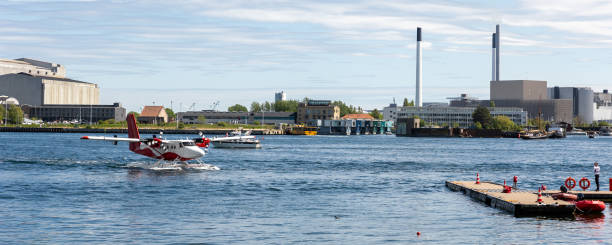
[{"x1": 1, "y1": 132, "x2": 612, "y2": 243}]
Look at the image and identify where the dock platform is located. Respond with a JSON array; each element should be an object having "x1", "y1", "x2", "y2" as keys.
[
  {"x1": 446, "y1": 181, "x2": 575, "y2": 216},
  {"x1": 543, "y1": 189, "x2": 612, "y2": 202}
]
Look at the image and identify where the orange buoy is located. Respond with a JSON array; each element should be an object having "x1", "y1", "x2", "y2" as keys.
[
  {"x1": 565, "y1": 177, "x2": 576, "y2": 190},
  {"x1": 579, "y1": 177, "x2": 591, "y2": 191}
]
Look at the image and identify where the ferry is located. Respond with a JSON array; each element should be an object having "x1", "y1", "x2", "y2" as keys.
[
  {"x1": 210, "y1": 130, "x2": 261, "y2": 149},
  {"x1": 288, "y1": 126, "x2": 318, "y2": 136}
]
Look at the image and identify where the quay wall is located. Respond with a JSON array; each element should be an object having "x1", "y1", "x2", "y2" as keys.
[{"x1": 0, "y1": 127, "x2": 284, "y2": 135}]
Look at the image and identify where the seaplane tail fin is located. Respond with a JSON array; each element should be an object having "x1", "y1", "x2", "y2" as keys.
[{"x1": 127, "y1": 113, "x2": 140, "y2": 151}]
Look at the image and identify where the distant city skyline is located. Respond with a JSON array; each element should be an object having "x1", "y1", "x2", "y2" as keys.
[{"x1": 2, "y1": 0, "x2": 612, "y2": 112}]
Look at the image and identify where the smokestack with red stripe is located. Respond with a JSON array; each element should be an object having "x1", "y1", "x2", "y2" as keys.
[{"x1": 416, "y1": 27, "x2": 422, "y2": 107}]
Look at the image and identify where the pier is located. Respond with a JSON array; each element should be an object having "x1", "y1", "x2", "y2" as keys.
[{"x1": 446, "y1": 181, "x2": 575, "y2": 216}]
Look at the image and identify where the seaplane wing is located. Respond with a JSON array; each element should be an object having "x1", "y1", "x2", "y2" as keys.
[
  {"x1": 211, "y1": 135, "x2": 256, "y2": 142},
  {"x1": 80, "y1": 136, "x2": 141, "y2": 142}
]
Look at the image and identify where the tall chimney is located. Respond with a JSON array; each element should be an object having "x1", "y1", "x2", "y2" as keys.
[
  {"x1": 416, "y1": 27, "x2": 422, "y2": 107},
  {"x1": 492, "y1": 33, "x2": 496, "y2": 81},
  {"x1": 495, "y1": 24, "x2": 500, "y2": 81}
]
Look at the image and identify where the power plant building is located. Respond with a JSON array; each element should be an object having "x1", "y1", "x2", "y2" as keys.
[
  {"x1": 547, "y1": 86, "x2": 594, "y2": 124},
  {"x1": 0, "y1": 58, "x2": 99, "y2": 106},
  {"x1": 490, "y1": 80, "x2": 573, "y2": 123}
]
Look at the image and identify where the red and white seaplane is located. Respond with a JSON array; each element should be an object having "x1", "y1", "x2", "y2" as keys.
[{"x1": 81, "y1": 114, "x2": 214, "y2": 169}]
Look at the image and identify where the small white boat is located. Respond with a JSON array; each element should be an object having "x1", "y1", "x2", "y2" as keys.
[
  {"x1": 211, "y1": 130, "x2": 261, "y2": 149},
  {"x1": 567, "y1": 129, "x2": 587, "y2": 136}
]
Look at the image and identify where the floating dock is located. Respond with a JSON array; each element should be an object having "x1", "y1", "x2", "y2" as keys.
[
  {"x1": 543, "y1": 189, "x2": 612, "y2": 202},
  {"x1": 446, "y1": 181, "x2": 575, "y2": 216}
]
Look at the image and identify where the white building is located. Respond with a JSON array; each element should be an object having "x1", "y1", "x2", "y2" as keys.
[
  {"x1": 382, "y1": 103, "x2": 398, "y2": 121},
  {"x1": 396, "y1": 106, "x2": 527, "y2": 128},
  {"x1": 275, "y1": 91, "x2": 287, "y2": 103},
  {"x1": 0, "y1": 58, "x2": 66, "y2": 78},
  {"x1": 0, "y1": 58, "x2": 99, "y2": 106},
  {"x1": 593, "y1": 89, "x2": 612, "y2": 123}
]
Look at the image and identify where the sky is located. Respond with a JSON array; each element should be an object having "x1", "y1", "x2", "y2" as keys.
[{"x1": 1, "y1": 0, "x2": 612, "y2": 112}]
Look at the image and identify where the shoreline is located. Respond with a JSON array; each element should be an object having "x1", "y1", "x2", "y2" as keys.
[{"x1": 0, "y1": 126, "x2": 284, "y2": 135}]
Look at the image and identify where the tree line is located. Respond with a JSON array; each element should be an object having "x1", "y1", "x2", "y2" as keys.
[
  {"x1": 0, "y1": 104, "x2": 24, "y2": 124},
  {"x1": 227, "y1": 98, "x2": 369, "y2": 117}
]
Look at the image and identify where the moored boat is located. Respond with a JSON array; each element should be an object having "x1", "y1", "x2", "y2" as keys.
[
  {"x1": 520, "y1": 131, "x2": 549, "y2": 140},
  {"x1": 575, "y1": 200, "x2": 606, "y2": 213},
  {"x1": 210, "y1": 130, "x2": 261, "y2": 149},
  {"x1": 287, "y1": 126, "x2": 318, "y2": 135},
  {"x1": 552, "y1": 193, "x2": 578, "y2": 201}
]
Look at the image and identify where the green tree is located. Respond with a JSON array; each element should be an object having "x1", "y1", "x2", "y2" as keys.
[
  {"x1": 273, "y1": 100, "x2": 299, "y2": 112},
  {"x1": 369, "y1": 109, "x2": 383, "y2": 120},
  {"x1": 491, "y1": 116, "x2": 520, "y2": 131},
  {"x1": 452, "y1": 122, "x2": 460, "y2": 128},
  {"x1": 263, "y1": 101, "x2": 272, "y2": 112},
  {"x1": 529, "y1": 118, "x2": 547, "y2": 130},
  {"x1": 165, "y1": 108, "x2": 175, "y2": 120},
  {"x1": 472, "y1": 106, "x2": 492, "y2": 129},
  {"x1": 7, "y1": 104, "x2": 23, "y2": 124},
  {"x1": 197, "y1": 115, "x2": 206, "y2": 124},
  {"x1": 228, "y1": 104, "x2": 248, "y2": 112},
  {"x1": 250, "y1": 102, "x2": 262, "y2": 112},
  {"x1": 402, "y1": 98, "x2": 415, "y2": 107},
  {"x1": 331, "y1": 101, "x2": 361, "y2": 117},
  {"x1": 489, "y1": 100, "x2": 496, "y2": 107},
  {"x1": 128, "y1": 111, "x2": 140, "y2": 118},
  {"x1": 599, "y1": 121, "x2": 610, "y2": 127},
  {"x1": 0, "y1": 105, "x2": 4, "y2": 124}
]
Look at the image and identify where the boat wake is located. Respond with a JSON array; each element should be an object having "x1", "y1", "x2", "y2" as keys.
[{"x1": 125, "y1": 162, "x2": 220, "y2": 171}]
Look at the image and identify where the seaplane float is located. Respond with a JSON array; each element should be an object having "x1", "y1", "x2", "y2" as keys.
[{"x1": 80, "y1": 114, "x2": 217, "y2": 170}]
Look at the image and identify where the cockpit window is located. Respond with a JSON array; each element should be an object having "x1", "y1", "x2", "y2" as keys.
[{"x1": 182, "y1": 141, "x2": 195, "y2": 146}]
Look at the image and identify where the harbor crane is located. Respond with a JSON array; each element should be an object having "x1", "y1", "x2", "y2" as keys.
[{"x1": 211, "y1": 101, "x2": 220, "y2": 111}]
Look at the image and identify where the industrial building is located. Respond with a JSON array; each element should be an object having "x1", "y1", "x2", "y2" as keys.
[
  {"x1": 396, "y1": 106, "x2": 527, "y2": 128},
  {"x1": 296, "y1": 100, "x2": 340, "y2": 124},
  {"x1": 0, "y1": 58, "x2": 99, "y2": 106},
  {"x1": 489, "y1": 80, "x2": 573, "y2": 123},
  {"x1": 22, "y1": 103, "x2": 126, "y2": 123},
  {"x1": 382, "y1": 102, "x2": 398, "y2": 122},
  {"x1": 0, "y1": 58, "x2": 66, "y2": 78},
  {"x1": 390, "y1": 26, "x2": 527, "y2": 129},
  {"x1": 547, "y1": 86, "x2": 594, "y2": 123},
  {"x1": 178, "y1": 111, "x2": 296, "y2": 125}
]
